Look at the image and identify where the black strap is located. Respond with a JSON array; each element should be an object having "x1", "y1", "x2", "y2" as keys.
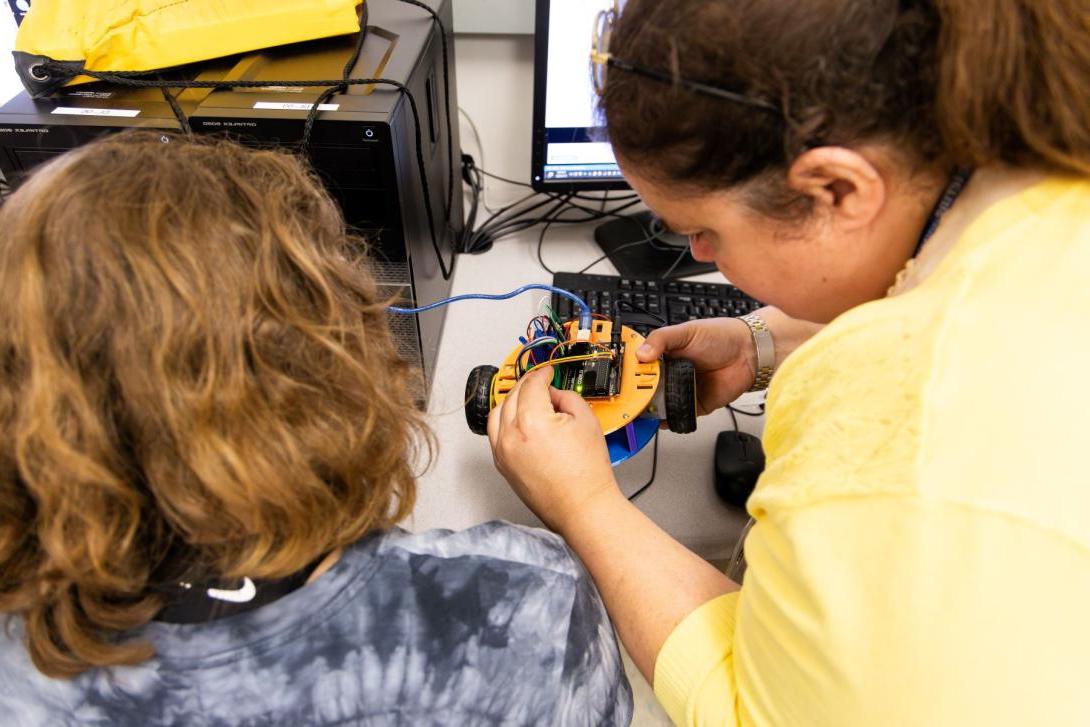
[{"x1": 912, "y1": 167, "x2": 974, "y2": 259}]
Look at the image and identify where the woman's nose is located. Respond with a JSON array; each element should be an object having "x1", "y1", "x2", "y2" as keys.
[{"x1": 689, "y1": 235, "x2": 716, "y2": 262}]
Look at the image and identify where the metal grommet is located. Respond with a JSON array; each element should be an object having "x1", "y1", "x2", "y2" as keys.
[{"x1": 29, "y1": 64, "x2": 50, "y2": 82}]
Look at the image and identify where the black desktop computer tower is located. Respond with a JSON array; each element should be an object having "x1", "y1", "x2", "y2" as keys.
[{"x1": 0, "y1": 0, "x2": 461, "y2": 403}]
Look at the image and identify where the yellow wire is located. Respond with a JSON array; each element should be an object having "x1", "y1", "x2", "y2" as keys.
[
  {"x1": 521, "y1": 353, "x2": 613, "y2": 379},
  {"x1": 551, "y1": 341, "x2": 614, "y2": 360}
]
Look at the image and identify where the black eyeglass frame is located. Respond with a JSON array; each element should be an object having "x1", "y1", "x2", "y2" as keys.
[{"x1": 590, "y1": 1, "x2": 780, "y2": 115}]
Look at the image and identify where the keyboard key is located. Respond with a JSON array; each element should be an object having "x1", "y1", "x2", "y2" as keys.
[{"x1": 551, "y1": 272, "x2": 761, "y2": 330}]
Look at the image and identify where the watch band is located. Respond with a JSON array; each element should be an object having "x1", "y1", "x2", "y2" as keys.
[{"x1": 739, "y1": 313, "x2": 774, "y2": 392}]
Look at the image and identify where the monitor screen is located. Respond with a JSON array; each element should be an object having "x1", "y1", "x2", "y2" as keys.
[{"x1": 531, "y1": 0, "x2": 628, "y2": 192}]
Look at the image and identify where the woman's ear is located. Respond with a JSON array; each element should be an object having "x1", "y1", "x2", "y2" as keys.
[{"x1": 786, "y1": 147, "x2": 885, "y2": 231}]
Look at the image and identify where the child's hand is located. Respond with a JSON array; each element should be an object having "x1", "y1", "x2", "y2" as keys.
[{"x1": 487, "y1": 366, "x2": 620, "y2": 533}]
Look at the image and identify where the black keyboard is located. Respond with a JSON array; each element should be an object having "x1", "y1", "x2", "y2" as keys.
[{"x1": 551, "y1": 272, "x2": 763, "y2": 333}]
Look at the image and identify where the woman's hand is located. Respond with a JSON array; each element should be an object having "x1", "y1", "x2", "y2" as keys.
[
  {"x1": 487, "y1": 366, "x2": 621, "y2": 533},
  {"x1": 637, "y1": 307, "x2": 825, "y2": 413},
  {"x1": 489, "y1": 370, "x2": 737, "y2": 686},
  {"x1": 636, "y1": 317, "x2": 758, "y2": 415}
]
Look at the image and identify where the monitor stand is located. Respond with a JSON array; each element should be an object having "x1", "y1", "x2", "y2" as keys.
[{"x1": 593, "y1": 211, "x2": 717, "y2": 279}]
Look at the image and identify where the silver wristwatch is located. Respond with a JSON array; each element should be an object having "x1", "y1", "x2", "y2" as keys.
[{"x1": 739, "y1": 312, "x2": 774, "y2": 392}]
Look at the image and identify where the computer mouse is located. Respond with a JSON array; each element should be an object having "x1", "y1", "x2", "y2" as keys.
[{"x1": 714, "y1": 430, "x2": 765, "y2": 509}]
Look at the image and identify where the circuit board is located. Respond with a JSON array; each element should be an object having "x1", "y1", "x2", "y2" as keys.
[
  {"x1": 553, "y1": 342, "x2": 625, "y2": 398},
  {"x1": 490, "y1": 321, "x2": 660, "y2": 435}
]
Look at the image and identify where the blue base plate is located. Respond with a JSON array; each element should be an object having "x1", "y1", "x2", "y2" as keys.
[{"x1": 605, "y1": 416, "x2": 659, "y2": 466}]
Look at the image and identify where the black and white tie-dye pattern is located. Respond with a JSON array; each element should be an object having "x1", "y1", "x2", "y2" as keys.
[{"x1": 0, "y1": 523, "x2": 633, "y2": 726}]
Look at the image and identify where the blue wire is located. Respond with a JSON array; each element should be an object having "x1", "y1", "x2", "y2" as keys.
[{"x1": 388, "y1": 284, "x2": 592, "y2": 330}]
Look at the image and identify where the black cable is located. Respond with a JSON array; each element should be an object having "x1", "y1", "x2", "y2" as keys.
[
  {"x1": 459, "y1": 153, "x2": 484, "y2": 245},
  {"x1": 463, "y1": 195, "x2": 549, "y2": 253},
  {"x1": 614, "y1": 299, "x2": 667, "y2": 326},
  {"x1": 346, "y1": 3, "x2": 371, "y2": 70},
  {"x1": 478, "y1": 188, "x2": 556, "y2": 223},
  {"x1": 301, "y1": 84, "x2": 341, "y2": 150},
  {"x1": 303, "y1": 5, "x2": 368, "y2": 152},
  {"x1": 47, "y1": 64, "x2": 456, "y2": 281},
  {"x1": 544, "y1": 193, "x2": 642, "y2": 220},
  {"x1": 395, "y1": 0, "x2": 455, "y2": 231},
  {"x1": 546, "y1": 198, "x2": 686, "y2": 268},
  {"x1": 515, "y1": 195, "x2": 639, "y2": 237},
  {"x1": 577, "y1": 233, "x2": 658, "y2": 274},
  {"x1": 459, "y1": 175, "x2": 643, "y2": 256},
  {"x1": 728, "y1": 402, "x2": 766, "y2": 417},
  {"x1": 727, "y1": 405, "x2": 740, "y2": 432},
  {"x1": 159, "y1": 86, "x2": 191, "y2": 135},
  {"x1": 477, "y1": 168, "x2": 533, "y2": 188},
  {"x1": 659, "y1": 244, "x2": 691, "y2": 280},
  {"x1": 468, "y1": 193, "x2": 570, "y2": 254},
  {"x1": 478, "y1": 194, "x2": 562, "y2": 234},
  {"x1": 627, "y1": 431, "x2": 660, "y2": 501},
  {"x1": 476, "y1": 189, "x2": 543, "y2": 228},
  {"x1": 535, "y1": 194, "x2": 575, "y2": 274}
]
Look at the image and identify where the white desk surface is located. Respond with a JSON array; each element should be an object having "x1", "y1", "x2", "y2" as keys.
[{"x1": 408, "y1": 219, "x2": 761, "y2": 560}]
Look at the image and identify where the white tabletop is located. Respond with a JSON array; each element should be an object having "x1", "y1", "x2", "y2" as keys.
[{"x1": 407, "y1": 217, "x2": 762, "y2": 560}]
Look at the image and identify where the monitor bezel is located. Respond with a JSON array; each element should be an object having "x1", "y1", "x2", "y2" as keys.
[{"x1": 530, "y1": 0, "x2": 630, "y2": 194}]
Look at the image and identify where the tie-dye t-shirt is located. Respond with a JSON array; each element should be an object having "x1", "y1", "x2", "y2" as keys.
[{"x1": 0, "y1": 522, "x2": 633, "y2": 726}]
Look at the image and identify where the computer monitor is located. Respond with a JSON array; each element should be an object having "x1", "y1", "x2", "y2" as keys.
[
  {"x1": 530, "y1": 0, "x2": 624, "y2": 193},
  {"x1": 530, "y1": 0, "x2": 715, "y2": 278}
]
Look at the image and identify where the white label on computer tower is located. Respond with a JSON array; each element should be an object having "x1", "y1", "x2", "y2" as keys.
[
  {"x1": 65, "y1": 91, "x2": 115, "y2": 99},
  {"x1": 52, "y1": 107, "x2": 140, "y2": 118},
  {"x1": 253, "y1": 102, "x2": 340, "y2": 112}
]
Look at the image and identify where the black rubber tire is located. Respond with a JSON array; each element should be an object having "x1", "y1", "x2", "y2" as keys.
[
  {"x1": 465, "y1": 365, "x2": 499, "y2": 435},
  {"x1": 664, "y1": 358, "x2": 698, "y2": 434}
]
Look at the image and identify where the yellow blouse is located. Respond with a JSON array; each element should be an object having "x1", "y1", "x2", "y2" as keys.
[{"x1": 655, "y1": 176, "x2": 1090, "y2": 726}]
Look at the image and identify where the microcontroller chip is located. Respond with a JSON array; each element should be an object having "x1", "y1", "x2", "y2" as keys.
[{"x1": 554, "y1": 342, "x2": 624, "y2": 399}]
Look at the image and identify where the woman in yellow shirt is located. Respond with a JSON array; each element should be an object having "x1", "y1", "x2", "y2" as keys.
[{"x1": 489, "y1": 0, "x2": 1090, "y2": 724}]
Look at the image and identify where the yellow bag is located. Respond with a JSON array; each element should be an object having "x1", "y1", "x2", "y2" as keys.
[{"x1": 14, "y1": 0, "x2": 363, "y2": 97}]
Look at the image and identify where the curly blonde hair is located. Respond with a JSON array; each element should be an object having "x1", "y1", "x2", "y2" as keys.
[{"x1": 0, "y1": 132, "x2": 432, "y2": 678}]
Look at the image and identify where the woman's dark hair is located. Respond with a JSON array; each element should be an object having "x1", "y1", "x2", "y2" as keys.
[
  {"x1": 0, "y1": 132, "x2": 432, "y2": 678},
  {"x1": 602, "y1": 0, "x2": 1090, "y2": 210}
]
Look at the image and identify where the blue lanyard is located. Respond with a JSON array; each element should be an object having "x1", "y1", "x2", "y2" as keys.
[{"x1": 913, "y1": 167, "x2": 974, "y2": 259}]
